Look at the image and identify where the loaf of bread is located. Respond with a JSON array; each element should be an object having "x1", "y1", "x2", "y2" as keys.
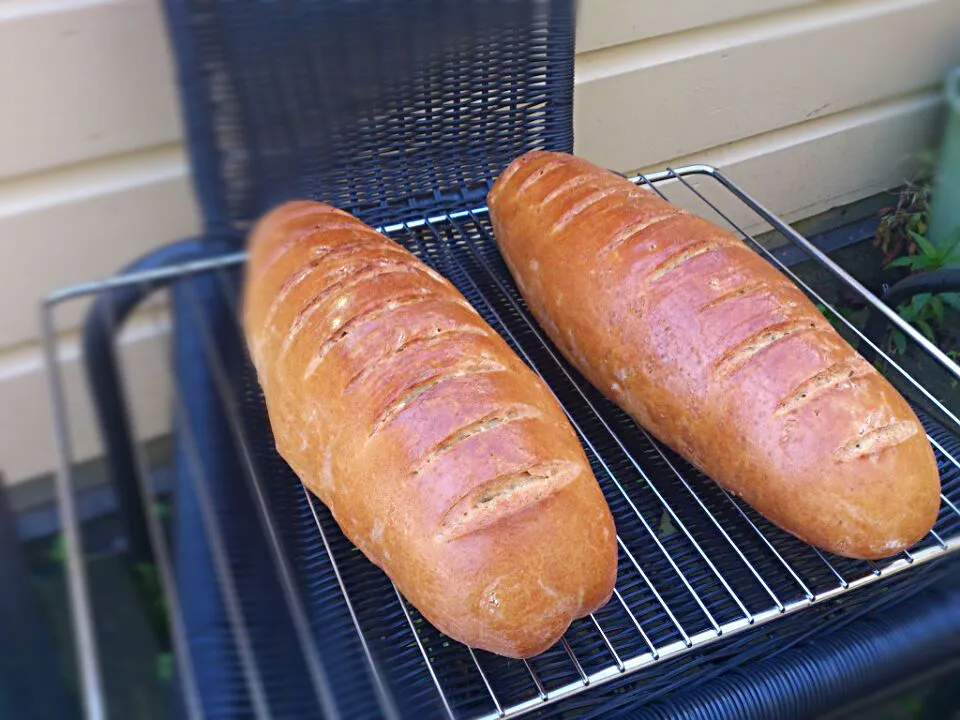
[
  {"x1": 487, "y1": 150, "x2": 941, "y2": 560},
  {"x1": 241, "y1": 199, "x2": 618, "y2": 658}
]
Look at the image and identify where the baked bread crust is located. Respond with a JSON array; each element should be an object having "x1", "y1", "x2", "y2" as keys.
[
  {"x1": 241, "y1": 199, "x2": 618, "y2": 658},
  {"x1": 487, "y1": 150, "x2": 941, "y2": 560}
]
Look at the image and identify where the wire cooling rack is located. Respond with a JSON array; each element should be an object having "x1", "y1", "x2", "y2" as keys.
[{"x1": 42, "y1": 165, "x2": 960, "y2": 720}]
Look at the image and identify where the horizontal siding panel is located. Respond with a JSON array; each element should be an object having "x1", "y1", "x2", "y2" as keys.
[
  {"x1": 574, "y1": 0, "x2": 960, "y2": 173},
  {"x1": 5, "y1": 0, "x2": 953, "y2": 183},
  {"x1": 576, "y1": 0, "x2": 813, "y2": 53},
  {"x1": 0, "y1": 147, "x2": 200, "y2": 347},
  {"x1": 0, "y1": 0, "x2": 180, "y2": 180},
  {"x1": 638, "y1": 91, "x2": 943, "y2": 241},
  {"x1": 0, "y1": 93, "x2": 937, "y2": 351},
  {"x1": 1, "y1": 316, "x2": 170, "y2": 484}
]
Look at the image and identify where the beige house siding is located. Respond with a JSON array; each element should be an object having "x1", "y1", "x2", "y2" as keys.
[{"x1": 1, "y1": 0, "x2": 958, "y2": 485}]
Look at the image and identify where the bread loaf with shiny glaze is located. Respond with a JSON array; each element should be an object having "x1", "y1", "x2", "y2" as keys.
[
  {"x1": 241, "y1": 199, "x2": 618, "y2": 658},
  {"x1": 487, "y1": 150, "x2": 941, "y2": 560}
]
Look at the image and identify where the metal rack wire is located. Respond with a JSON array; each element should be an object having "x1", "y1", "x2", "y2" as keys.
[{"x1": 43, "y1": 166, "x2": 960, "y2": 720}]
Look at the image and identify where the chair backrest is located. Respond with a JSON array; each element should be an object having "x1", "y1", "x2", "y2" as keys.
[{"x1": 160, "y1": 0, "x2": 576, "y2": 237}]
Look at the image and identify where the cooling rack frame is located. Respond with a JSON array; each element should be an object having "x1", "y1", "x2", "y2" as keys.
[{"x1": 42, "y1": 164, "x2": 960, "y2": 720}]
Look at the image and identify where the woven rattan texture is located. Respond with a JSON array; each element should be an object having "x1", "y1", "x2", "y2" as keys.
[{"x1": 161, "y1": 0, "x2": 575, "y2": 234}]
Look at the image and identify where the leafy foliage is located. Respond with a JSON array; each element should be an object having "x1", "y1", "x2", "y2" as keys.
[
  {"x1": 885, "y1": 227, "x2": 960, "y2": 272},
  {"x1": 874, "y1": 176, "x2": 932, "y2": 265},
  {"x1": 156, "y1": 652, "x2": 173, "y2": 682},
  {"x1": 880, "y1": 226, "x2": 960, "y2": 356},
  {"x1": 889, "y1": 293, "x2": 957, "y2": 355},
  {"x1": 870, "y1": 165, "x2": 960, "y2": 358}
]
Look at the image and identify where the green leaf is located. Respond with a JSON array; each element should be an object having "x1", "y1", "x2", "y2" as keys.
[
  {"x1": 941, "y1": 292, "x2": 960, "y2": 311},
  {"x1": 657, "y1": 510, "x2": 677, "y2": 539},
  {"x1": 909, "y1": 230, "x2": 937, "y2": 258},
  {"x1": 902, "y1": 694, "x2": 924, "y2": 715},
  {"x1": 915, "y1": 318, "x2": 936, "y2": 343},
  {"x1": 898, "y1": 301, "x2": 918, "y2": 321},
  {"x1": 942, "y1": 227, "x2": 960, "y2": 261},
  {"x1": 892, "y1": 329, "x2": 907, "y2": 355},
  {"x1": 885, "y1": 256, "x2": 920, "y2": 269},
  {"x1": 156, "y1": 653, "x2": 173, "y2": 682},
  {"x1": 929, "y1": 295, "x2": 944, "y2": 325},
  {"x1": 48, "y1": 534, "x2": 66, "y2": 564}
]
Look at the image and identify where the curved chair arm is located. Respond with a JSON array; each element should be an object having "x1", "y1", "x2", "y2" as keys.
[{"x1": 81, "y1": 237, "x2": 237, "y2": 566}]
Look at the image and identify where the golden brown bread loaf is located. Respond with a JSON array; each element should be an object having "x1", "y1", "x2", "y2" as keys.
[
  {"x1": 241, "y1": 199, "x2": 618, "y2": 658},
  {"x1": 487, "y1": 150, "x2": 941, "y2": 561}
]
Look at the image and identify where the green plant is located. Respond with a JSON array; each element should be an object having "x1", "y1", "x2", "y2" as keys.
[
  {"x1": 879, "y1": 225, "x2": 960, "y2": 356},
  {"x1": 134, "y1": 562, "x2": 170, "y2": 643},
  {"x1": 657, "y1": 509, "x2": 676, "y2": 539},
  {"x1": 888, "y1": 293, "x2": 949, "y2": 355},
  {"x1": 49, "y1": 533, "x2": 66, "y2": 564},
  {"x1": 156, "y1": 652, "x2": 173, "y2": 683},
  {"x1": 885, "y1": 227, "x2": 960, "y2": 273},
  {"x1": 885, "y1": 291, "x2": 960, "y2": 357},
  {"x1": 46, "y1": 505, "x2": 176, "y2": 690},
  {"x1": 875, "y1": 176, "x2": 933, "y2": 265},
  {"x1": 154, "y1": 499, "x2": 170, "y2": 522}
]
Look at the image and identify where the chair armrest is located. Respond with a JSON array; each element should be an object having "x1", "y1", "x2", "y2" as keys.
[{"x1": 81, "y1": 237, "x2": 238, "y2": 566}]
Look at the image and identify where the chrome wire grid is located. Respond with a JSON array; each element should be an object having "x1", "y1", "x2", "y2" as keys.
[{"x1": 43, "y1": 166, "x2": 960, "y2": 720}]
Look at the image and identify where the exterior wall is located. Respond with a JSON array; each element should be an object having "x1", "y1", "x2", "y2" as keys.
[{"x1": 2, "y1": 0, "x2": 958, "y2": 484}]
